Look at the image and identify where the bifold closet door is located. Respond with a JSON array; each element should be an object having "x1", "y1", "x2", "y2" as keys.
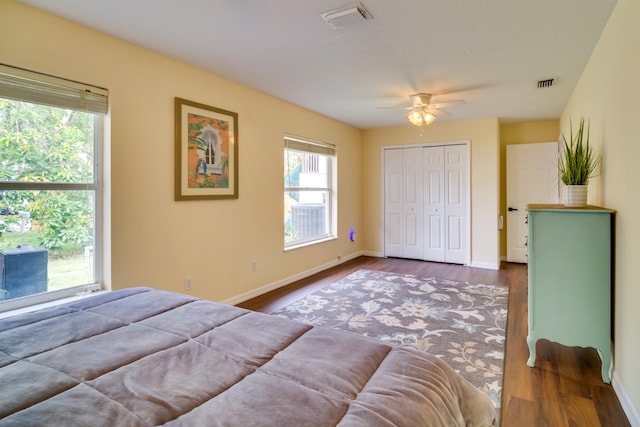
[
  {"x1": 423, "y1": 147, "x2": 445, "y2": 261},
  {"x1": 442, "y1": 144, "x2": 467, "y2": 264},
  {"x1": 385, "y1": 144, "x2": 467, "y2": 264},
  {"x1": 384, "y1": 147, "x2": 424, "y2": 259},
  {"x1": 424, "y1": 145, "x2": 467, "y2": 263}
]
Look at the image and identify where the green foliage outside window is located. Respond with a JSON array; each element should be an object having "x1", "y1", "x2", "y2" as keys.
[{"x1": 0, "y1": 99, "x2": 94, "y2": 253}]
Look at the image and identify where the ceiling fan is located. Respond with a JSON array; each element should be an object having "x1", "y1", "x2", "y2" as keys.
[{"x1": 378, "y1": 93, "x2": 466, "y2": 127}]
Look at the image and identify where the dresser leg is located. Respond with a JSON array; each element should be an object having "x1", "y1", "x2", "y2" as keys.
[
  {"x1": 596, "y1": 348, "x2": 612, "y2": 383},
  {"x1": 526, "y1": 335, "x2": 537, "y2": 367}
]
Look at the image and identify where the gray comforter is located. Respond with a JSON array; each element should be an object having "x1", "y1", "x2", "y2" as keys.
[{"x1": 0, "y1": 288, "x2": 496, "y2": 426}]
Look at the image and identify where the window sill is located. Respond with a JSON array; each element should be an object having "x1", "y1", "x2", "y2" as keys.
[
  {"x1": 0, "y1": 289, "x2": 107, "y2": 319},
  {"x1": 284, "y1": 235, "x2": 337, "y2": 252}
]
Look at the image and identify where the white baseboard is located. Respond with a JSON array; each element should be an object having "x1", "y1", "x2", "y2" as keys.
[
  {"x1": 612, "y1": 371, "x2": 640, "y2": 427},
  {"x1": 469, "y1": 261, "x2": 501, "y2": 270},
  {"x1": 225, "y1": 252, "x2": 504, "y2": 306},
  {"x1": 222, "y1": 251, "x2": 367, "y2": 306},
  {"x1": 361, "y1": 250, "x2": 383, "y2": 257}
]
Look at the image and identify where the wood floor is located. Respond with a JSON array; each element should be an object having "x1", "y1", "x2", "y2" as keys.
[{"x1": 238, "y1": 256, "x2": 631, "y2": 427}]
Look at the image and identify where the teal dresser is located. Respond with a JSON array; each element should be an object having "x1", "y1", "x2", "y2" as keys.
[{"x1": 526, "y1": 204, "x2": 614, "y2": 383}]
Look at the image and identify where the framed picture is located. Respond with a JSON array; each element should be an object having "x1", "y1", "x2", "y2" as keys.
[{"x1": 175, "y1": 97, "x2": 238, "y2": 200}]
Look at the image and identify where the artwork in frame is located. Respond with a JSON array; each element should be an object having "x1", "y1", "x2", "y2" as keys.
[{"x1": 175, "y1": 97, "x2": 238, "y2": 200}]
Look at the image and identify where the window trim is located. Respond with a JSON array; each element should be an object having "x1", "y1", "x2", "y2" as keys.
[
  {"x1": 0, "y1": 64, "x2": 107, "y2": 312},
  {"x1": 0, "y1": 63, "x2": 108, "y2": 114},
  {"x1": 284, "y1": 135, "x2": 336, "y2": 250}
]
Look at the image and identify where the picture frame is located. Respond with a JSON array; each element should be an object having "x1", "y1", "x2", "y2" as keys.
[{"x1": 175, "y1": 97, "x2": 238, "y2": 200}]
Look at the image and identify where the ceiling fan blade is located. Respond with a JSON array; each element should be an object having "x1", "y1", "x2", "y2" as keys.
[
  {"x1": 376, "y1": 92, "x2": 464, "y2": 117},
  {"x1": 376, "y1": 105, "x2": 414, "y2": 110},
  {"x1": 429, "y1": 107, "x2": 452, "y2": 116},
  {"x1": 429, "y1": 99, "x2": 466, "y2": 108}
]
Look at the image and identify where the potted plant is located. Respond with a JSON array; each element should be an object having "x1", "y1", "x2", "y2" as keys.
[{"x1": 559, "y1": 117, "x2": 600, "y2": 207}]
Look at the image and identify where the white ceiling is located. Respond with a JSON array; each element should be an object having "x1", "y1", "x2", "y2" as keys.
[{"x1": 18, "y1": 0, "x2": 616, "y2": 129}]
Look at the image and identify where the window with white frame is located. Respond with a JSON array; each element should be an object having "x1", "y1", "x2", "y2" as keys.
[
  {"x1": 0, "y1": 63, "x2": 107, "y2": 311},
  {"x1": 284, "y1": 136, "x2": 336, "y2": 248}
]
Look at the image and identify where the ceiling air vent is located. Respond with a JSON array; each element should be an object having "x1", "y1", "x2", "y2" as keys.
[
  {"x1": 321, "y1": 3, "x2": 373, "y2": 29},
  {"x1": 537, "y1": 78, "x2": 555, "y2": 88}
]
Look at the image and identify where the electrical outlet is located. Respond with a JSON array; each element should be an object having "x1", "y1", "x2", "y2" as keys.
[
  {"x1": 251, "y1": 261, "x2": 257, "y2": 272},
  {"x1": 184, "y1": 277, "x2": 192, "y2": 291}
]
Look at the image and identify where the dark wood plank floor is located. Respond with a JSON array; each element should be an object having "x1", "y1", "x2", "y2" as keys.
[{"x1": 238, "y1": 256, "x2": 630, "y2": 427}]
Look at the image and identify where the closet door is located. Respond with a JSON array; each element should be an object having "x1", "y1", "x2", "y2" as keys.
[
  {"x1": 424, "y1": 147, "x2": 445, "y2": 262},
  {"x1": 384, "y1": 147, "x2": 424, "y2": 259},
  {"x1": 403, "y1": 147, "x2": 424, "y2": 259},
  {"x1": 443, "y1": 145, "x2": 467, "y2": 264},
  {"x1": 384, "y1": 149, "x2": 404, "y2": 257},
  {"x1": 385, "y1": 144, "x2": 467, "y2": 264}
]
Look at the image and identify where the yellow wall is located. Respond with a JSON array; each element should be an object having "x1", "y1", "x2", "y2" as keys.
[
  {"x1": 6, "y1": 0, "x2": 633, "y2": 418},
  {"x1": 0, "y1": 0, "x2": 363, "y2": 302},
  {"x1": 561, "y1": 0, "x2": 640, "y2": 419},
  {"x1": 499, "y1": 120, "x2": 560, "y2": 258},
  {"x1": 363, "y1": 119, "x2": 501, "y2": 268}
]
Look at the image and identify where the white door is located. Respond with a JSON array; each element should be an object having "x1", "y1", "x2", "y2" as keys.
[
  {"x1": 403, "y1": 147, "x2": 425, "y2": 259},
  {"x1": 506, "y1": 142, "x2": 559, "y2": 263},
  {"x1": 424, "y1": 147, "x2": 445, "y2": 261},
  {"x1": 385, "y1": 144, "x2": 468, "y2": 264},
  {"x1": 384, "y1": 149, "x2": 404, "y2": 257},
  {"x1": 384, "y1": 147, "x2": 424, "y2": 259},
  {"x1": 443, "y1": 145, "x2": 467, "y2": 264}
]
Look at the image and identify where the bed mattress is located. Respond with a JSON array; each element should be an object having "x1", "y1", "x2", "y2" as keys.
[{"x1": 0, "y1": 287, "x2": 496, "y2": 426}]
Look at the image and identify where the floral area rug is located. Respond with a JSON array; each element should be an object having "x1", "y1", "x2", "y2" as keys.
[{"x1": 271, "y1": 269, "x2": 509, "y2": 410}]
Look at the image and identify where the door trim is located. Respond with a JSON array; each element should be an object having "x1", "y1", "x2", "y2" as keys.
[{"x1": 381, "y1": 140, "x2": 471, "y2": 265}]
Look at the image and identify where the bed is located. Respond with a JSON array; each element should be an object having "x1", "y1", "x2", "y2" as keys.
[{"x1": 0, "y1": 287, "x2": 496, "y2": 426}]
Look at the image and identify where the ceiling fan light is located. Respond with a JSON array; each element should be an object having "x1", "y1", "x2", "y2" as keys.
[
  {"x1": 407, "y1": 109, "x2": 424, "y2": 126},
  {"x1": 423, "y1": 111, "x2": 436, "y2": 125},
  {"x1": 407, "y1": 108, "x2": 436, "y2": 127}
]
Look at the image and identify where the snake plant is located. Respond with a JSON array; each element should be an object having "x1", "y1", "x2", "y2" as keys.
[{"x1": 559, "y1": 117, "x2": 600, "y2": 185}]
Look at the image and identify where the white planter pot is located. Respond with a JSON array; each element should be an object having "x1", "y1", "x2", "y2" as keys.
[{"x1": 564, "y1": 185, "x2": 588, "y2": 207}]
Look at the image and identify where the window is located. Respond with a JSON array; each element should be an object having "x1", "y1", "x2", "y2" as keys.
[
  {"x1": 284, "y1": 135, "x2": 336, "y2": 248},
  {"x1": 0, "y1": 63, "x2": 107, "y2": 311}
]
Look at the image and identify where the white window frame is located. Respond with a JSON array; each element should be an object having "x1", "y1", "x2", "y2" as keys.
[
  {"x1": 0, "y1": 63, "x2": 107, "y2": 312},
  {"x1": 284, "y1": 135, "x2": 336, "y2": 249}
]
